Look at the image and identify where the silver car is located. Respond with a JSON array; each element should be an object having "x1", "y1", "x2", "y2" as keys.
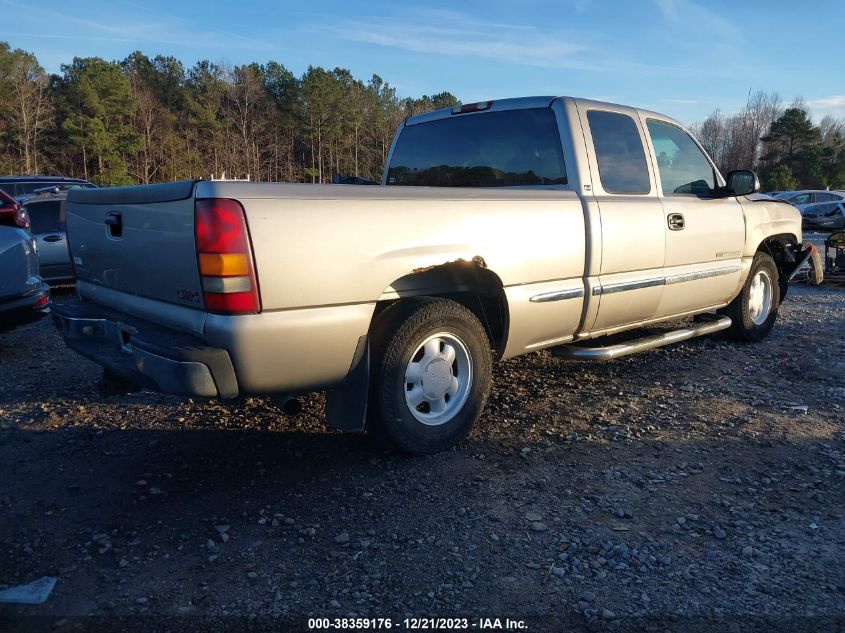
[
  {"x1": 23, "y1": 191, "x2": 74, "y2": 283},
  {"x1": 774, "y1": 190, "x2": 845, "y2": 213},
  {"x1": 0, "y1": 191, "x2": 50, "y2": 331}
]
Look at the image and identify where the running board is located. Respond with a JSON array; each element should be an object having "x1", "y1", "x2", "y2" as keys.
[{"x1": 551, "y1": 315, "x2": 732, "y2": 361}]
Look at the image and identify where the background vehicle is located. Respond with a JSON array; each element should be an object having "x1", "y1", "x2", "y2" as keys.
[
  {"x1": 0, "y1": 190, "x2": 50, "y2": 332},
  {"x1": 774, "y1": 189, "x2": 845, "y2": 210},
  {"x1": 53, "y1": 96, "x2": 811, "y2": 454},
  {"x1": 22, "y1": 191, "x2": 74, "y2": 284},
  {"x1": 0, "y1": 176, "x2": 96, "y2": 200},
  {"x1": 800, "y1": 200, "x2": 845, "y2": 231}
]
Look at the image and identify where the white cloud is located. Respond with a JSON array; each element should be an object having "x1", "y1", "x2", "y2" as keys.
[
  {"x1": 325, "y1": 10, "x2": 589, "y2": 69},
  {"x1": 315, "y1": 8, "x2": 720, "y2": 76},
  {"x1": 653, "y1": 0, "x2": 739, "y2": 38},
  {"x1": 806, "y1": 96, "x2": 845, "y2": 120},
  {"x1": 3, "y1": 0, "x2": 277, "y2": 56}
]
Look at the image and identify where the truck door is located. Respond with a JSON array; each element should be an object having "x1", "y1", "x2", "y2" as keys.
[
  {"x1": 577, "y1": 105, "x2": 665, "y2": 333},
  {"x1": 641, "y1": 117, "x2": 744, "y2": 316}
]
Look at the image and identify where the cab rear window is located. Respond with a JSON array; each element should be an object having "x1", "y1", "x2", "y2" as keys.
[{"x1": 386, "y1": 108, "x2": 567, "y2": 187}]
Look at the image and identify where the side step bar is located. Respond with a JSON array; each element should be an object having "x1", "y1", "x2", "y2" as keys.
[{"x1": 551, "y1": 315, "x2": 731, "y2": 361}]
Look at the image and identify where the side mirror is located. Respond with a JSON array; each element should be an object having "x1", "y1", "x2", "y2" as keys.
[{"x1": 725, "y1": 170, "x2": 760, "y2": 197}]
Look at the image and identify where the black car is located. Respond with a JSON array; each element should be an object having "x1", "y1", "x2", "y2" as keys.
[
  {"x1": 801, "y1": 201, "x2": 845, "y2": 231},
  {"x1": 0, "y1": 175, "x2": 97, "y2": 200}
]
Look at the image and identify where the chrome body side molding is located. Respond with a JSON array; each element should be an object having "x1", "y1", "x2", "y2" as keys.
[
  {"x1": 592, "y1": 277, "x2": 664, "y2": 296},
  {"x1": 529, "y1": 288, "x2": 584, "y2": 303},
  {"x1": 592, "y1": 266, "x2": 741, "y2": 296},
  {"x1": 664, "y1": 266, "x2": 741, "y2": 285}
]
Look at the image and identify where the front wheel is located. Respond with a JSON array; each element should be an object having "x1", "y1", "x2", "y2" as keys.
[
  {"x1": 369, "y1": 298, "x2": 492, "y2": 455},
  {"x1": 720, "y1": 251, "x2": 781, "y2": 342}
]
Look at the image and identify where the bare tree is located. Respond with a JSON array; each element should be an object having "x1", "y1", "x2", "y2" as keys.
[{"x1": 5, "y1": 51, "x2": 53, "y2": 173}]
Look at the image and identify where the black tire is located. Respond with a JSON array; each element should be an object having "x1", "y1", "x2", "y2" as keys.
[
  {"x1": 368, "y1": 298, "x2": 492, "y2": 455},
  {"x1": 720, "y1": 251, "x2": 781, "y2": 342}
]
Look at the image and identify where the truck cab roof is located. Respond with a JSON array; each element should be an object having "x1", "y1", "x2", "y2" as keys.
[{"x1": 404, "y1": 96, "x2": 685, "y2": 130}]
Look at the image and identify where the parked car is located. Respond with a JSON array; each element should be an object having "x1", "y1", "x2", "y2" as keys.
[
  {"x1": 16, "y1": 183, "x2": 99, "y2": 204},
  {"x1": 800, "y1": 200, "x2": 845, "y2": 231},
  {"x1": 0, "y1": 190, "x2": 50, "y2": 332},
  {"x1": 774, "y1": 190, "x2": 845, "y2": 211},
  {"x1": 53, "y1": 96, "x2": 814, "y2": 454},
  {"x1": 22, "y1": 190, "x2": 74, "y2": 283},
  {"x1": 0, "y1": 175, "x2": 96, "y2": 200}
]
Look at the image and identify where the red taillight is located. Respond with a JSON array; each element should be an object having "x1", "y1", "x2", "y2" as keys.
[
  {"x1": 0, "y1": 203, "x2": 29, "y2": 229},
  {"x1": 195, "y1": 198, "x2": 260, "y2": 315},
  {"x1": 451, "y1": 101, "x2": 492, "y2": 115},
  {"x1": 33, "y1": 295, "x2": 49, "y2": 309}
]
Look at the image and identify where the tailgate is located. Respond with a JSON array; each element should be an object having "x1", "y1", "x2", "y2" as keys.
[{"x1": 67, "y1": 180, "x2": 204, "y2": 309}]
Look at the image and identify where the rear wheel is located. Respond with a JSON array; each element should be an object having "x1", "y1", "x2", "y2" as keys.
[
  {"x1": 369, "y1": 298, "x2": 492, "y2": 454},
  {"x1": 721, "y1": 251, "x2": 780, "y2": 342}
]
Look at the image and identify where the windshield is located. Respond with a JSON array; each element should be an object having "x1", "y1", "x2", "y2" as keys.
[{"x1": 386, "y1": 108, "x2": 567, "y2": 187}]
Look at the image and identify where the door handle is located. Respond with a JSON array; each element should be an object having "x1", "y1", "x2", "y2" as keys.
[
  {"x1": 667, "y1": 213, "x2": 685, "y2": 231},
  {"x1": 43, "y1": 234, "x2": 64, "y2": 242},
  {"x1": 105, "y1": 211, "x2": 123, "y2": 238}
]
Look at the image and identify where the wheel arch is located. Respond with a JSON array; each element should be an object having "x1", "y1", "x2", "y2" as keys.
[
  {"x1": 756, "y1": 233, "x2": 803, "y2": 298},
  {"x1": 371, "y1": 259, "x2": 510, "y2": 358},
  {"x1": 325, "y1": 259, "x2": 509, "y2": 434}
]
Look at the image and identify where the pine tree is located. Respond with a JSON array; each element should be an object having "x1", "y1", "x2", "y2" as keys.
[{"x1": 57, "y1": 57, "x2": 140, "y2": 184}]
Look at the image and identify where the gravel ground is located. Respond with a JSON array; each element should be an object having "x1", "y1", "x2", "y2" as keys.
[{"x1": 1, "y1": 285, "x2": 843, "y2": 633}]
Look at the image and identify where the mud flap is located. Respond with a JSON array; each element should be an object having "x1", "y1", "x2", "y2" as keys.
[{"x1": 325, "y1": 336, "x2": 369, "y2": 432}]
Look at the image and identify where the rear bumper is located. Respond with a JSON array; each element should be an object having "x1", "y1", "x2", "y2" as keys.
[
  {"x1": 0, "y1": 284, "x2": 50, "y2": 331},
  {"x1": 52, "y1": 300, "x2": 238, "y2": 398}
]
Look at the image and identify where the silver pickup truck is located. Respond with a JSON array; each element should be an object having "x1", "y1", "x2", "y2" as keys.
[{"x1": 53, "y1": 96, "x2": 816, "y2": 454}]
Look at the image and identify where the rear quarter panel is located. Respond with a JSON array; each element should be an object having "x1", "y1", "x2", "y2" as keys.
[
  {"x1": 195, "y1": 182, "x2": 588, "y2": 388},
  {"x1": 196, "y1": 182, "x2": 586, "y2": 311}
]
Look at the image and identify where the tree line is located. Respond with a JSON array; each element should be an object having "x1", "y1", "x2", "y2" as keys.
[
  {"x1": 0, "y1": 42, "x2": 842, "y2": 190},
  {"x1": 0, "y1": 42, "x2": 458, "y2": 186},
  {"x1": 691, "y1": 91, "x2": 845, "y2": 191}
]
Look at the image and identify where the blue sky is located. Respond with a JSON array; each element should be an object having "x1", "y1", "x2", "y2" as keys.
[{"x1": 6, "y1": 0, "x2": 844, "y2": 124}]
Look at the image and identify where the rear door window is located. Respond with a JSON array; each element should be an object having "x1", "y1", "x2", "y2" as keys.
[
  {"x1": 26, "y1": 200, "x2": 63, "y2": 234},
  {"x1": 586, "y1": 110, "x2": 650, "y2": 194},
  {"x1": 386, "y1": 108, "x2": 566, "y2": 187}
]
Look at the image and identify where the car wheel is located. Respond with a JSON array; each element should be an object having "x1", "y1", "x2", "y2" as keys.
[
  {"x1": 369, "y1": 298, "x2": 492, "y2": 455},
  {"x1": 720, "y1": 251, "x2": 781, "y2": 342}
]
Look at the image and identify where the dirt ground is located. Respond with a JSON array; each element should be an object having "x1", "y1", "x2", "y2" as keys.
[{"x1": 1, "y1": 285, "x2": 843, "y2": 633}]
